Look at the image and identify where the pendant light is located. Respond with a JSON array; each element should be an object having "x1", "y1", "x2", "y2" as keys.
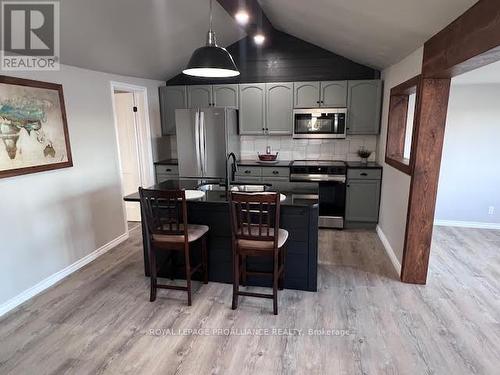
[{"x1": 183, "y1": 0, "x2": 240, "y2": 78}]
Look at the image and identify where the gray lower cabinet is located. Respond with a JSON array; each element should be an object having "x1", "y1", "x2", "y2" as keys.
[
  {"x1": 239, "y1": 83, "x2": 266, "y2": 135},
  {"x1": 347, "y1": 80, "x2": 382, "y2": 135},
  {"x1": 234, "y1": 166, "x2": 291, "y2": 189},
  {"x1": 294, "y1": 81, "x2": 320, "y2": 108},
  {"x1": 213, "y1": 84, "x2": 238, "y2": 108},
  {"x1": 159, "y1": 86, "x2": 186, "y2": 135},
  {"x1": 188, "y1": 85, "x2": 213, "y2": 108},
  {"x1": 321, "y1": 81, "x2": 347, "y2": 107},
  {"x1": 266, "y1": 83, "x2": 293, "y2": 135},
  {"x1": 235, "y1": 166, "x2": 261, "y2": 181},
  {"x1": 345, "y1": 170, "x2": 381, "y2": 223},
  {"x1": 155, "y1": 164, "x2": 179, "y2": 183}
]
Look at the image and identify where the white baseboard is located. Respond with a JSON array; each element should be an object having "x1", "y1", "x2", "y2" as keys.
[
  {"x1": 0, "y1": 232, "x2": 129, "y2": 318},
  {"x1": 376, "y1": 225, "x2": 402, "y2": 276},
  {"x1": 434, "y1": 220, "x2": 500, "y2": 230}
]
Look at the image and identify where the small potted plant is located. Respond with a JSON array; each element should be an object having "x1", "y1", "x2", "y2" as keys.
[{"x1": 357, "y1": 147, "x2": 372, "y2": 165}]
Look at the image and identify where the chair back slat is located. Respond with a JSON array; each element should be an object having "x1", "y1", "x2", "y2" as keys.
[
  {"x1": 229, "y1": 192, "x2": 280, "y2": 244},
  {"x1": 139, "y1": 188, "x2": 188, "y2": 238}
]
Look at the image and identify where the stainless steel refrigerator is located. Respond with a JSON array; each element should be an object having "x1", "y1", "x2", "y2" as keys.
[{"x1": 175, "y1": 107, "x2": 240, "y2": 178}]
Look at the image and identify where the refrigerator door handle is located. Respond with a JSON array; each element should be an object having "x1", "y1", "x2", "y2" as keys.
[
  {"x1": 200, "y1": 111, "x2": 207, "y2": 176},
  {"x1": 194, "y1": 110, "x2": 202, "y2": 176}
]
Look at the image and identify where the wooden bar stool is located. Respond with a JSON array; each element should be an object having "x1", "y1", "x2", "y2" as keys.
[
  {"x1": 229, "y1": 192, "x2": 288, "y2": 315},
  {"x1": 139, "y1": 187, "x2": 208, "y2": 306}
]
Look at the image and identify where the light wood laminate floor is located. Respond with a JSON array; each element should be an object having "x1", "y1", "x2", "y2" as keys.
[{"x1": 1, "y1": 225, "x2": 499, "y2": 374}]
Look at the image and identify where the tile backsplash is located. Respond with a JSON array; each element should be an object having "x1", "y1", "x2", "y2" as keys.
[
  {"x1": 240, "y1": 135, "x2": 378, "y2": 162},
  {"x1": 166, "y1": 134, "x2": 378, "y2": 162}
]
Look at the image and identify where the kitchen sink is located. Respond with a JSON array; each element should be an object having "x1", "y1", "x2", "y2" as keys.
[
  {"x1": 230, "y1": 185, "x2": 267, "y2": 192},
  {"x1": 197, "y1": 183, "x2": 227, "y2": 192},
  {"x1": 198, "y1": 183, "x2": 269, "y2": 193}
]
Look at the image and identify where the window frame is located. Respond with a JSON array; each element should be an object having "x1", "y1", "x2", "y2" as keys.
[{"x1": 385, "y1": 75, "x2": 422, "y2": 175}]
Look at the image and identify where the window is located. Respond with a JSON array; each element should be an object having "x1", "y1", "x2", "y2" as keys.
[
  {"x1": 385, "y1": 75, "x2": 421, "y2": 175},
  {"x1": 403, "y1": 92, "x2": 416, "y2": 159}
]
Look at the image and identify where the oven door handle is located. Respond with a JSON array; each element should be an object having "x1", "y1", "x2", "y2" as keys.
[{"x1": 290, "y1": 174, "x2": 346, "y2": 183}]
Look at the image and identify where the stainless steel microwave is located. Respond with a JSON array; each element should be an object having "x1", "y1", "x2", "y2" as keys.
[{"x1": 293, "y1": 108, "x2": 348, "y2": 139}]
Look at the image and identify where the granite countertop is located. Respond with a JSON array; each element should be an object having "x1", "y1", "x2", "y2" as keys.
[
  {"x1": 154, "y1": 159, "x2": 178, "y2": 165},
  {"x1": 346, "y1": 161, "x2": 382, "y2": 169},
  {"x1": 237, "y1": 160, "x2": 292, "y2": 167},
  {"x1": 153, "y1": 158, "x2": 382, "y2": 169},
  {"x1": 124, "y1": 178, "x2": 318, "y2": 207}
]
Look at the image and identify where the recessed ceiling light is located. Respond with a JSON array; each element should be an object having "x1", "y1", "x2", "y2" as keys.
[
  {"x1": 235, "y1": 10, "x2": 249, "y2": 25},
  {"x1": 254, "y1": 33, "x2": 265, "y2": 45}
]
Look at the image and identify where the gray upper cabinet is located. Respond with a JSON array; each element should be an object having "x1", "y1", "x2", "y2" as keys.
[
  {"x1": 345, "y1": 179, "x2": 381, "y2": 223},
  {"x1": 347, "y1": 80, "x2": 382, "y2": 135},
  {"x1": 321, "y1": 81, "x2": 347, "y2": 107},
  {"x1": 294, "y1": 81, "x2": 348, "y2": 108},
  {"x1": 213, "y1": 84, "x2": 239, "y2": 108},
  {"x1": 188, "y1": 85, "x2": 213, "y2": 108},
  {"x1": 239, "y1": 83, "x2": 266, "y2": 135},
  {"x1": 266, "y1": 83, "x2": 293, "y2": 135},
  {"x1": 159, "y1": 86, "x2": 187, "y2": 135},
  {"x1": 294, "y1": 81, "x2": 320, "y2": 108}
]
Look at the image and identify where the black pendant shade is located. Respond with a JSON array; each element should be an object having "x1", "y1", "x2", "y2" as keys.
[
  {"x1": 183, "y1": 45, "x2": 239, "y2": 78},
  {"x1": 183, "y1": 0, "x2": 240, "y2": 78}
]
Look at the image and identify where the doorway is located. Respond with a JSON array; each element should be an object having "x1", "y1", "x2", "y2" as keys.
[
  {"x1": 430, "y1": 61, "x2": 500, "y2": 276},
  {"x1": 111, "y1": 82, "x2": 154, "y2": 224}
]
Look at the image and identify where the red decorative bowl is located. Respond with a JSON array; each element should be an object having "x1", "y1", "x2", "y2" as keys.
[{"x1": 258, "y1": 153, "x2": 279, "y2": 161}]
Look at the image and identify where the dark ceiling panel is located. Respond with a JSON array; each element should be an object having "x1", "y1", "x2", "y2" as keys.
[{"x1": 166, "y1": 29, "x2": 380, "y2": 85}]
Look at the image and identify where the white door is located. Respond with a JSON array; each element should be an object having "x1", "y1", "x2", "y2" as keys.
[{"x1": 114, "y1": 92, "x2": 142, "y2": 222}]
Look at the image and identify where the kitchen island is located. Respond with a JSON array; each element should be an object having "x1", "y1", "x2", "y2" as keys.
[{"x1": 124, "y1": 179, "x2": 319, "y2": 292}]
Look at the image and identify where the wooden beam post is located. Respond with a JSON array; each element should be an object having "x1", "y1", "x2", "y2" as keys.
[
  {"x1": 401, "y1": 78, "x2": 451, "y2": 284},
  {"x1": 423, "y1": 0, "x2": 500, "y2": 78}
]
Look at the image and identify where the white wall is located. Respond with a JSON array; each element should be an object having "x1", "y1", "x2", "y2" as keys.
[
  {"x1": 376, "y1": 47, "x2": 423, "y2": 265},
  {"x1": 0, "y1": 64, "x2": 163, "y2": 310},
  {"x1": 435, "y1": 83, "x2": 500, "y2": 225}
]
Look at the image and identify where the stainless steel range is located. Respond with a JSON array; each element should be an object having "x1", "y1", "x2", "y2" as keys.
[{"x1": 290, "y1": 160, "x2": 347, "y2": 229}]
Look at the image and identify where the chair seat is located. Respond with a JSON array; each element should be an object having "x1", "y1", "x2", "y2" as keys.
[
  {"x1": 152, "y1": 224, "x2": 209, "y2": 243},
  {"x1": 237, "y1": 228, "x2": 289, "y2": 251}
]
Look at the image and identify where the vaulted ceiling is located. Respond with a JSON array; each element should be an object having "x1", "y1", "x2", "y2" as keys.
[
  {"x1": 56, "y1": 0, "x2": 479, "y2": 80},
  {"x1": 59, "y1": 0, "x2": 244, "y2": 80},
  {"x1": 258, "y1": 0, "x2": 479, "y2": 69}
]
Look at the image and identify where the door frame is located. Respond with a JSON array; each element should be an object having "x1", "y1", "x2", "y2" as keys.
[{"x1": 110, "y1": 81, "x2": 155, "y2": 232}]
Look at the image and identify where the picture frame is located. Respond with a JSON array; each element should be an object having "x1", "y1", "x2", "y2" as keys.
[{"x1": 0, "y1": 75, "x2": 73, "y2": 179}]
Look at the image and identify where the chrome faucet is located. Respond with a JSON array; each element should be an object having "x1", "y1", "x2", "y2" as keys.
[{"x1": 226, "y1": 152, "x2": 238, "y2": 191}]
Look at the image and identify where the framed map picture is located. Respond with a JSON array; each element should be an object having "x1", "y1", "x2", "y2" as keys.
[{"x1": 0, "y1": 75, "x2": 72, "y2": 179}]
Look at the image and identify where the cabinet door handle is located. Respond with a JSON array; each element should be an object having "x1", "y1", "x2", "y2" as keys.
[
  {"x1": 272, "y1": 171, "x2": 279, "y2": 175},
  {"x1": 166, "y1": 169, "x2": 172, "y2": 172},
  {"x1": 360, "y1": 172, "x2": 368, "y2": 176},
  {"x1": 347, "y1": 184, "x2": 350, "y2": 187},
  {"x1": 244, "y1": 170, "x2": 251, "y2": 174},
  {"x1": 316, "y1": 101, "x2": 320, "y2": 104}
]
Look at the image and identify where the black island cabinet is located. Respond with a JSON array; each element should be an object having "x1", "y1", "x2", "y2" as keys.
[{"x1": 124, "y1": 179, "x2": 319, "y2": 292}]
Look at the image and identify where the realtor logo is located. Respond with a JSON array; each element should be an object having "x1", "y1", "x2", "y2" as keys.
[{"x1": 1, "y1": 1, "x2": 60, "y2": 70}]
